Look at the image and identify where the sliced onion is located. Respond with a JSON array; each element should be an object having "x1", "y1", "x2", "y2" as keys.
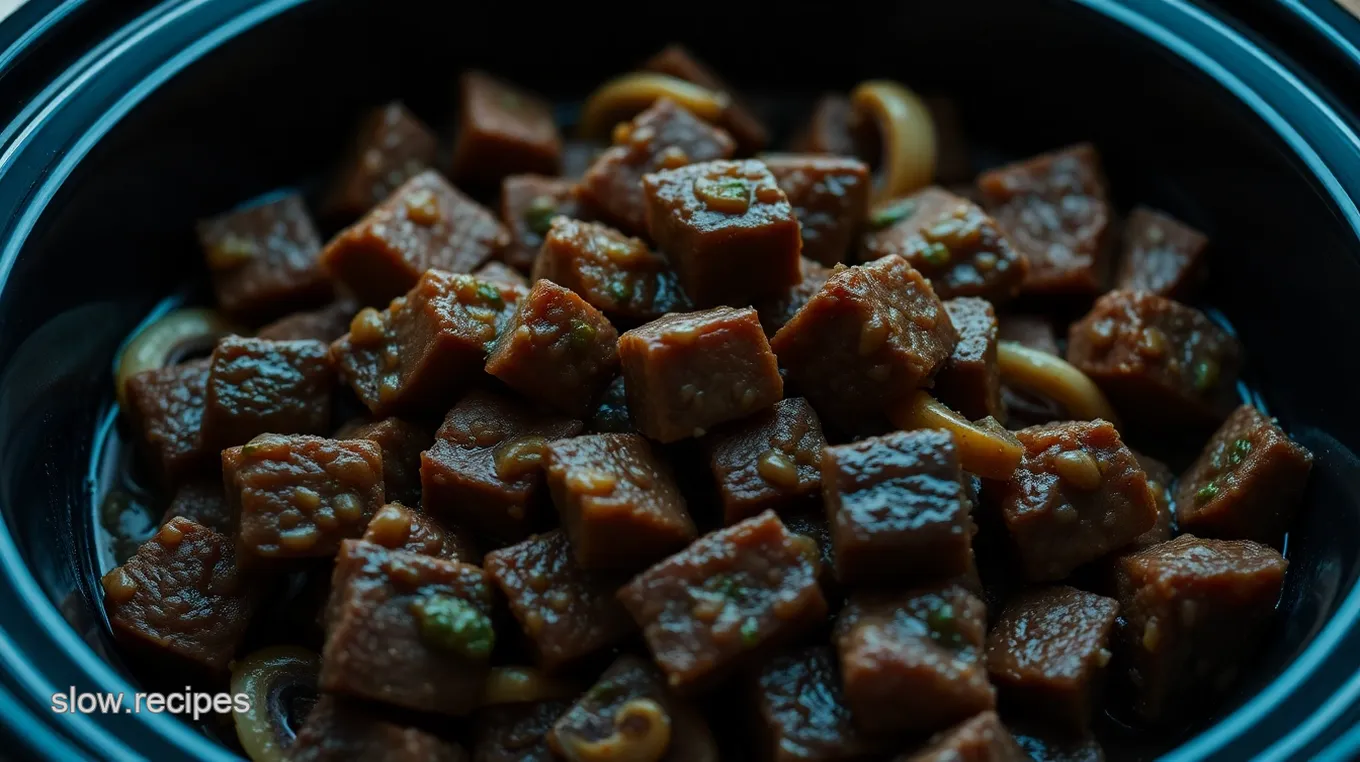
[
  {"x1": 997, "y1": 340, "x2": 1120, "y2": 425},
  {"x1": 114, "y1": 308, "x2": 236, "y2": 406},
  {"x1": 481, "y1": 666, "x2": 582, "y2": 706},
  {"x1": 890, "y1": 390, "x2": 1024, "y2": 480},
  {"x1": 558, "y1": 698, "x2": 672, "y2": 762},
  {"x1": 850, "y1": 80, "x2": 937, "y2": 201},
  {"x1": 230, "y1": 645, "x2": 319, "y2": 762},
  {"x1": 579, "y1": 73, "x2": 730, "y2": 140}
]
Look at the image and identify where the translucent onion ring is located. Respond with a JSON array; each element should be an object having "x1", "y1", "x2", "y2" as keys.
[
  {"x1": 889, "y1": 390, "x2": 1024, "y2": 480},
  {"x1": 230, "y1": 645, "x2": 319, "y2": 762},
  {"x1": 850, "y1": 80, "x2": 937, "y2": 202},
  {"x1": 997, "y1": 340, "x2": 1120, "y2": 426},
  {"x1": 558, "y1": 698, "x2": 672, "y2": 762},
  {"x1": 579, "y1": 73, "x2": 730, "y2": 141},
  {"x1": 114, "y1": 308, "x2": 236, "y2": 407},
  {"x1": 481, "y1": 666, "x2": 583, "y2": 706}
]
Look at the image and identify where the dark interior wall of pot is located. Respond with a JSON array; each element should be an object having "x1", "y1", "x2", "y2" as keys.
[{"x1": 0, "y1": 0, "x2": 1357, "y2": 757}]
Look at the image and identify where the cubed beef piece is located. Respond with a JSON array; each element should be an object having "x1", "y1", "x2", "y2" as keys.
[
  {"x1": 544, "y1": 434, "x2": 695, "y2": 569},
  {"x1": 161, "y1": 479, "x2": 232, "y2": 534},
  {"x1": 619, "y1": 306, "x2": 783, "y2": 443},
  {"x1": 1112, "y1": 535, "x2": 1287, "y2": 722},
  {"x1": 752, "y1": 646, "x2": 886, "y2": 762},
  {"x1": 222, "y1": 434, "x2": 384, "y2": 566},
  {"x1": 642, "y1": 159, "x2": 802, "y2": 306},
  {"x1": 997, "y1": 420, "x2": 1156, "y2": 581},
  {"x1": 770, "y1": 255, "x2": 956, "y2": 432},
  {"x1": 550, "y1": 654, "x2": 718, "y2": 762},
  {"x1": 1067, "y1": 290, "x2": 1242, "y2": 429},
  {"x1": 484, "y1": 530, "x2": 634, "y2": 671},
  {"x1": 123, "y1": 359, "x2": 210, "y2": 487},
  {"x1": 1174, "y1": 405, "x2": 1312, "y2": 548},
  {"x1": 101, "y1": 517, "x2": 256, "y2": 672},
  {"x1": 756, "y1": 257, "x2": 832, "y2": 336},
  {"x1": 762, "y1": 154, "x2": 871, "y2": 266},
  {"x1": 323, "y1": 101, "x2": 439, "y2": 221},
  {"x1": 474, "y1": 260, "x2": 530, "y2": 290},
  {"x1": 335, "y1": 416, "x2": 432, "y2": 506},
  {"x1": 1132, "y1": 451, "x2": 1175, "y2": 550},
  {"x1": 618, "y1": 510, "x2": 827, "y2": 691},
  {"x1": 363, "y1": 502, "x2": 479, "y2": 563},
  {"x1": 894, "y1": 711, "x2": 1027, "y2": 762},
  {"x1": 331, "y1": 270, "x2": 522, "y2": 417},
  {"x1": 823, "y1": 429, "x2": 973, "y2": 585},
  {"x1": 290, "y1": 694, "x2": 468, "y2": 762},
  {"x1": 320, "y1": 540, "x2": 495, "y2": 715},
  {"x1": 451, "y1": 71, "x2": 561, "y2": 187},
  {"x1": 563, "y1": 140, "x2": 604, "y2": 180},
  {"x1": 579, "y1": 98, "x2": 736, "y2": 235},
  {"x1": 532, "y1": 217, "x2": 691, "y2": 323},
  {"x1": 977, "y1": 144, "x2": 1113, "y2": 295},
  {"x1": 862, "y1": 187, "x2": 1027, "y2": 303},
  {"x1": 474, "y1": 700, "x2": 572, "y2": 762},
  {"x1": 789, "y1": 94, "x2": 858, "y2": 156},
  {"x1": 589, "y1": 375, "x2": 636, "y2": 434},
  {"x1": 1011, "y1": 726, "x2": 1106, "y2": 762},
  {"x1": 642, "y1": 43, "x2": 768, "y2": 153},
  {"x1": 937, "y1": 297, "x2": 1003, "y2": 421},
  {"x1": 985, "y1": 586, "x2": 1119, "y2": 733},
  {"x1": 200, "y1": 336, "x2": 334, "y2": 450},
  {"x1": 705, "y1": 397, "x2": 825, "y2": 524},
  {"x1": 834, "y1": 585, "x2": 994, "y2": 734},
  {"x1": 420, "y1": 390, "x2": 583, "y2": 542},
  {"x1": 257, "y1": 299, "x2": 358, "y2": 343},
  {"x1": 1114, "y1": 206, "x2": 1208, "y2": 299},
  {"x1": 499, "y1": 175, "x2": 583, "y2": 272},
  {"x1": 486, "y1": 280, "x2": 620, "y2": 416},
  {"x1": 197, "y1": 193, "x2": 332, "y2": 321},
  {"x1": 319, "y1": 170, "x2": 510, "y2": 305}
]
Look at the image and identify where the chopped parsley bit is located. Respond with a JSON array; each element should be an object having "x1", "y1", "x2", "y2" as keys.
[
  {"x1": 707, "y1": 573, "x2": 747, "y2": 600},
  {"x1": 476, "y1": 282, "x2": 505, "y2": 308},
  {"x1": 607, "y1": 278, "x2": 634, "y2": 304},
  {"x1": 523, "y1": 195, "x2": 558, "y2": 237},
  {"x1": 739, "y1": 617, "x2": 760, "y2": 647},
  {"x1": 923, "y1": 599, "x2": 966, "y2": 648},
  {"x1": 1195, "y1": 482, "x2": 1220, "y2": 504},
  {"x1": 920, "y1": 241, "x2": 951, "y2": 267},
  {"x1": 1229, "y1": 438, "x2": 1252, "y2": 466},
  {"x1": 412, "y1": 594, "x2": 494, "y2": 658},
  {"x1": 868, "y1": 199, "x2": 916, "y2": 229},
  {"x1": 567, "y1": 319, "x2": 597, "y2": 351}
]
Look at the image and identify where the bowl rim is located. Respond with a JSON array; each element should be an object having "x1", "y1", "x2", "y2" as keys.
[{"x1": 0, "y1": 0, "x2": 1358, "y2": 759}]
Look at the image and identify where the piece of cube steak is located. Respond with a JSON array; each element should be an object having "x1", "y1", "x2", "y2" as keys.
[{"x1": 706, "y1": 397, "x2": 826, "y2": 525}]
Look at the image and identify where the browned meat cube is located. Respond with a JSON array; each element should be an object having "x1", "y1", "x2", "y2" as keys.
[
  {"x1": 985, "y1": 586, "x2": 1119, "y2": 733},
  {"x1": 1011, "y1": 726, "x2": 1106, "y2": 762},
  {"x1": 642, "y1": 43, "x2": 768, "y2": 153},
  {"x1": 474, "y1": 699, "x2": 572, "y2": 762},
  {"x1": 549, "y1": 654, "x2": 718, "y2": 762},
  {"x1": 762, "y1": 154, "x2": 871, "y2": 265},
  {"x1": 335, "y1": 416, "x2": 432, "y2": 506},
  {"x1": 1174, "y1": 405, "x2": 1312, "y2": 547},
  {"x1": 290, "y1": 694, "x2": 468, "y2": 762},
  {"x1": 197, "y1": 193, "x2": 332, "y2": 321},
  {"x1": 579, "y1": 98, "x2": 736, "y2": 235},
  {"x1": 752, "y1": 646, "x2": 886, "y2": 762},
  {"x1": 834, "y1": 585, "x2": 994, "y2": 734},
  {"x1": 420, "y1": 390, "x2": 583, "y2": 542},
  {"x1": 485, "y1": 280, "x2": 620, "y2": 417},
  {"x1": 222, "y1": 434, "x2": 384, "y2": 566},
  {"x1": 977, "y1": 144, "x2": 1113, "y2": 295},
  {"x1": 363, "y1": 502, "x2": 478, "y2": 563},
  {"x1": 642, "y1": 159, "x2": 802, "y2": 306},
  {"x1": 997, "y1": 420, "x2": 1157, "y2": 581},
  {"x1": 532, "y1": 217, "x2": 691, "y2": 323},
  {"x1": 562, "y1": 140, "x2": 604, "y2": 180},
  {"x1": 320, "y1": 540, "x2": 494, "y2": 715},
  {"x1": 1067, "y1": 290, "x2": 1242, "y2": 429},
  {"x1": 705, "y1": 397, "x2": 825, "y2": 524},
  {"x1": 618, "y1": 510, "x2": 827, "y2": 691},
  {"x1": 589, "y1": 374, "x2": 635, "y2": 434},
  {"x1": 755, "y1": 257, "x2": 831, "y2": 336},
  {"x1": 1132, "y1": 451, "x2": 1176, "y2": 550},
  {"x1": 862, "y1": 187, "x2": 1028, "y2": 303},
  {"x1": 894, "y1": 711, "x2": 1027, "y2": 762},
  {"x1": 200, "y1": 336, "x2": 334, "y2": 450},
  {"x1": 544, "y1": 434, "x2": 695, "y2": 569},
  {"x1": 618, "y1": 307, "x2": 783, "y2": 443},
  {"x1": 322, "y1": 101, "x2": 439, "y2": 221},
  {"x1": 499, "y1": 174, "x2": 583, "y2": 272},
  {"x1": 123, "y1": 359, "x2": 210, "y2": 487},
  {"x1": 771, "y1": 255, "x2": 956, "y2": 432},
  {"x1": 1114, "y1": 206, "x2": 1208, "y2": 299},
  {"x1": 451, "y1": 71, "x2": 561, "y2": 187},
  {"x1": 474, "y1": 260, "x2": 530, "y2": 290},
  {"x1": 789, "y1": 94, "x2": 858, "y2": 156},
  {"x1": 1112, "y1": 535, "x2": 1287, "y2": 722},
  {"x1": 936, "y1": 297, "x2": 1003, "y2": 421},
  {"x1": 161, "y1": 479, "x2": 231, "y2": 534},
  {"x1": 319, "y1": 170, "x2": 510, "y2": 305},
  {"x1": 331, "y1": 270, "x2": 522, "y2": 418},
  {"x1": 483, "y1": 530, "x2": 634, "y2": 671},
  {"x1": 101, "y1": 517, "x2": 257, "y2": 672},
  {"x1": 256, "y1": 299, "x2": 358, "y2": 343},
  {"x1": 823, "y1": 429, "x2": 973, "y2": 585}
]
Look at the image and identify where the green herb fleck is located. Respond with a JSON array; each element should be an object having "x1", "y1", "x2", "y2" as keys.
[
  {"x1": 740, "y1": 617, "x2": 760, "y2": 647},
  {"x1": 476, "y1": 282, "x2": 505, "y2": 308},
  {"x1": 523, "y1": 196, "x2": 558, "y2": 237},
  {"x1": 707, "y1": 573, "x2": 747, "y2": 600},
  {"x1": 711, "y1": 179, "x2": 749, "y2": 201},
  {"x1": 586, "y1": 678, "x2": 620, "y2": 702},
  {"x1": 920, "y1": 241, "x2": 951, "y2": 267},
  {"x1": 1229, "y1": 438, "x2": 1252, "y2": 466},
  {"x1": 1195, "y1": 482, "x2": 1220, "y2": 504},
  {"x1": 607, "y1": 278, "x2": 634, "y2": 304},
  {"x1": 567, "y1": 319, "x2": 597, "y2": 351},
  {"x1": 868, "y1": 199, "x2": 916, "y2": 229},
  {"x1": 412, "y1": 594, "x2": 495, "y2": 658},
  {"x1": 1192, "y1": 358, "x2": 1220, "y2": 392}
]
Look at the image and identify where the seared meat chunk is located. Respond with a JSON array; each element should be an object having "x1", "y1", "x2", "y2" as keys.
[
  {"x1": 474, "y1": 699, "x2": 572, "y2": 762},
  {"x1": 1132, "y1": 451, "x2": 1176, "y2": 550},
  {"x1": 752, "y1": 646, "x2": 886, "y2": 762},
  {"x1": 532, "y1": 217, "x2": 691, "y2": 323},
  {"x1": 363, "y1": 502, "x2": 479, "y2": 563},
  {"x1": 763, "y1": 154, "x2": 871, "y2": 266},
  {"x1": 257, "y1": 299, "x2": 358, "y2": 343},
  {"x1": 451, "y1": 71, "x2": 561, "y2": 187},
  {"x1": 323, "y1": 101, "x2": 439, "y2": 221},
  {"x1": 937, "y1": 297, "x2": 1004, "y2": 421},
  {"x1": 161, "y1": 479, "x2": 232, "y2": 534},
  {"x1": 642, "y1": 43, "x2": 768, "y2": 153},
  {"x1": 290, "y1": 694, "x2": 468, "y2": 762},
  {"x1": 893, "y1": 711, "x2": 1027, "y2": 762},
  {"x1": 474, "y1": 260, "x2": 530, "y2": 290},
  {"x1": 789, "y1": 94, "x2": 858, "y2": 156},
  {"x1": 123, "y1": 359, "x2": 211, "y2": 488},
  {"x1": 201, "y1": 336, "x2": 334, "y2": 450},
  {"x1": 1114, "y1": 206, "x2": 1208, "y2": 299},
  {"x1": 334, "y1": 416, "x2": 432, "y2": 507},
  {"x1": 499, "y1": 174, "x2": 582, "y2": 272},
  {"x1": 706, "y1": 397, "x2": 826, "y2": 524},
  {"x1": 756, "y1": 257, "x2": 832, "y2": 336}
]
